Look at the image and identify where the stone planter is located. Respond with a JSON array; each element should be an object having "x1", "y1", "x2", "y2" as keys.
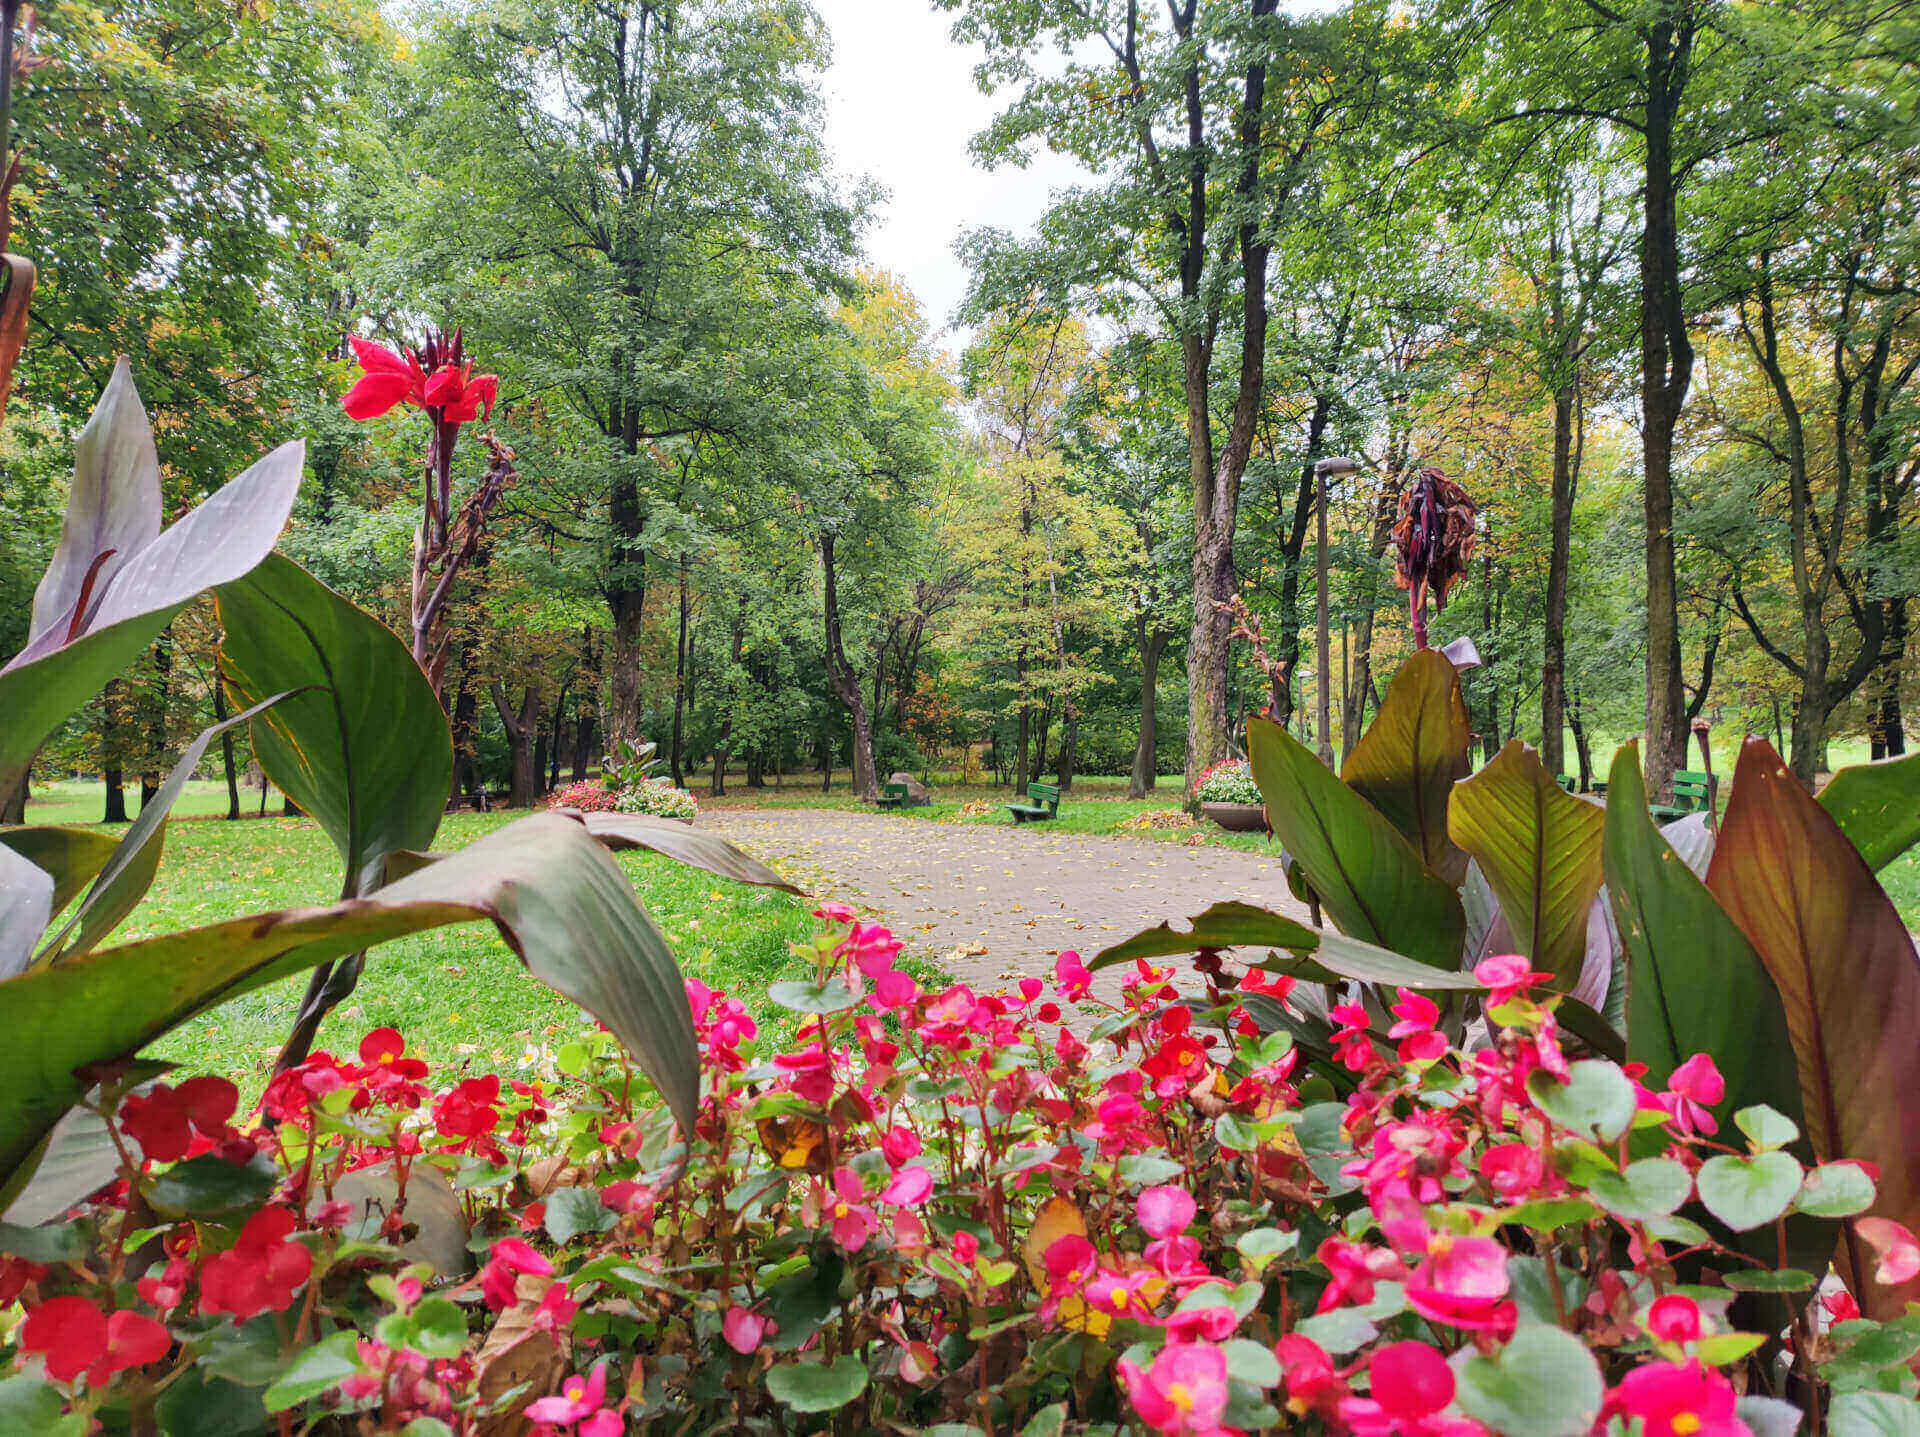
[{"x1": 1201, "y1": 801, "x2": 1266, "y2": 832}]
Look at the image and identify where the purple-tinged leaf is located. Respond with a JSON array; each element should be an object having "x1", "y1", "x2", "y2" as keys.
[
  {"x1": 1706, "y1": 738, "x2": 1920, "y2": 1317},
  {"x1": 28, "y1": 356, "x2": 160, "y2": 642}
]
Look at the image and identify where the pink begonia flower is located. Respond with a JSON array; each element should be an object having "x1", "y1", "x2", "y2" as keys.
[
  {"x1": 827, "y1": 1167, "x2": 879, "y2": 1251},
  {"x1": 1338, "y1": 1340, "x2": 1485, "y2": 1436},
  {"x1": 1644, "y1": 1293, "x2": 1704, "y2": 1344},
  {"x1": 1663, "y1": 1052, "x2": 1726, "y2": 1136},
  {"x1": 1601, "y1": 1359, "x2": 1745, "y2": 1437},
  {"x1": 1082, "y1": 1267, "x2": 1156, "y2": 1319},
  {"x1": 872, "y1": 968, "x2": 920, "y2": 1011},
  {"x1": 1138, "y1": 1185, "x2": 1198, "y2": 1239},
  {"x1": 1404, "y1": 1234, "x2": 1515, "y2": 1332},
  {"x1": 722, "y1": 1306, "x2": 768, "y2": 1355},
  {"x1": 812, "y1": 900, "x2": 857, "y2": 923},
  {"x1": 1278, "y1": 1333, "x2": 1347, "y2": 1418},
  {"x1": 1054, "y1": 950, "x2": 1093, "y2": 1000},
  {"x1": 1163, "y1": 1303, "x2": 1238, "y2": 1343},
  {"x1": 951, "y1": 1230, "x2": 980, "y2": 1265},
  {"x1": 600, "y1": 1180, "x2": 654, "y2": 1217},
  {"x1": 1330, "y1": 1002, "x2": 1378, "y2": 1072},
  {"x1": 526, "y1": 1363, "x2": 607, "y2": 1425},
  {"x1": 1858, "y1": 1217, "x2": 1920, "y2": 1286},
  {"x1": 480, "y1": 1237, "x2": 552, "y2": 1312},
  {"x1": 838, "y1": 921, "x2": 904, "y2": 976},
  {"x1": 1479, "y1": 1141, "x2": 1545, "y2": 1199},
  {"x1": 1473, "y1": 953, "x2": 1551, "y2": 1004},
  {"x1": 1117, "y1": 1341, "x2": 1232, "y2": 1436},
  {"x1": 880, "y1": 1125, "x2": 921, "y2": 1166},
  {"x1": 880, "y1": 1165, "x2": 933, "y2": 1206},
  {"x1": 1388, "y1": 988, "x2": 1448, "y2": 1063}
]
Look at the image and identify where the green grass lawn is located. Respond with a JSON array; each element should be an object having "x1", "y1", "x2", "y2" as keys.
[{"x1": 24, "y1": 800, "x2": 833, "y2": 1094}]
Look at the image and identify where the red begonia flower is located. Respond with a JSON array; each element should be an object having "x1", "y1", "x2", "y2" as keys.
[{"x1": 199, "y1": 1206, "x2": 313, "y2": 1323}]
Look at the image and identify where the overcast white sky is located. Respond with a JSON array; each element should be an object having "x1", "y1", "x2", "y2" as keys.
[{"x1": 810, "y1": 0, "x2": 1091, "y2": 349}]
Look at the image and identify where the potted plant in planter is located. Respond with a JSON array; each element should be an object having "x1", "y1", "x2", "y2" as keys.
[{"x1": 1193, "y1": 758, "x2": 1265, "y2": 831}]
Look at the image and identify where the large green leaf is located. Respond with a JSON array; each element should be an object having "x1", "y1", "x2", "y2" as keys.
[
  {"x1": 37, "y1": 693, "x2": 294, "y2": 965},
  {"x1": 1339, "y1": 649, "x2": 1473, "y2": 885},
  {"x1": 1603, "y1": 744, "x2": 1802, "y2": 1115},
  {"x1": 1247, "y1": 714, "x2": 1464, "y2": 970},
  {"x1": 0, "y1": 439, "x2": 303, "y2": 797},
  {"x1": 1818, "y1": 749, "x2": 1920, "y2": 873},
  {"x1": 1089, "y1": 899, "x2": 1318, "y2": 971},
  {"x1": 217, "y1": 554, "x2": 451, "y2": 895},
  {"x1": 1449, "y1": 740, "x2": 1605, "y2": 991},
  {"x1": 0, "y1": 827, "x2": 119, "y2": 916},
  {"x1": 0, "y1": 813, "x2": 697, "y2": 1196},
  {"x1": 577, "y1": 814, "x2": 802, "y2": 894},
  {"x1": 1706, "y1": 738, "x2": 1920, "y2": 1317},
  {"x1": 1267, "y1": 931, "x2": 1486, "y2": 991}
]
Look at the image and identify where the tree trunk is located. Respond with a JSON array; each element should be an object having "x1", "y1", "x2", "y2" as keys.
[
  {"x1": 490, "y1": 682, "x2": 540, "y2": 809},
  {"x1": 819, "y1": 532, "x2": 878, "y2": 801},
  {"x1": 1183, "y1": 0, "x2": 1280, "y2": 789},
  {"x1": 571, "y1": 708, "x2": 595, "y2": 784},
  {"x1": 140, "y1": 630, "x2": 173, "y2": 809},
  {"x1": 1639, "y1": 18, "x2": 1697, "y2": 802},
  {"x1": 1877, "y1": 597, "x2": 1908, "y2": 757},
  {"x1": 1542, "y1": 384, "x2": 1577, "y2": 775},
  {"x1": 215, "y1": 683, "x2": 241, "y2": 820},
  {"x1": 1567, "y1": 684, "x2": 1594, "y2": 792},
  {"x1": 544, "y1": 688, "x2": 567, "y2": 793},
  {"x1": 1272, "y1": 397, "x2": 1334, "y2": 729},
  {"x1": 449, "y1": 650, "x2": 484, "y2": 810},
  {"x1": 103, "y1": 765, "x2": 128, "y2": 823},
  {"x1": 1130, "y1": 622, "x2": 1168, "y2": 798},
  {"x1": 669, "y1": 560, "x2": 689, "y2": 786}
]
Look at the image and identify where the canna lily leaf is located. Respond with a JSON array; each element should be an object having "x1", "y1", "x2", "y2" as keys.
[
  {"x1": 0, "y1": 827, "x2": 120, "y2": 917},
  {"x1": 1340, "y1": 648, "x2": 1473, "y2": 885},
  {"x1": 1448, "y1": 739, "x2": 1606, "y2": 992},
  {"x1": 1265, "y1": 930, "x2": 1485, "y2": 991},
  {"x1": 1602, "y1": 743, "x2": 1803, "y2": 1122},
  {"x1": 0, "y1": 845, "x2": 53, "y2": 980},
  {"x1": 1090, "y1": 899, "x2": 1318, "y2": 971},
  {"x1": 217, "y1": 554, "x2": 451, "y2": 896},
  {"x1": 27, "y1": 356, "x2": 161, "y2": 642},
  {"x1": 1817, "y1": 749, "x2": 1920, "y2": 872},
  {"x1": 37, "y1": 692, "x2": 296, "y2": 965},
  {"x1": 1706, "y1": 738, "x2": 1920, "y2": 1317},
  {"x1": 0, "y1": 812, "x2": 698, "y2": 1203},
  {"x1": 0, "y1": 428, "x2": 303, "y2": 800},
  {"x1": 1248, "y1": 714, "x2": 1464, "y2": 971},
  {"x1": 576, "y1": 813, "x2": 802, "y2": 894}
]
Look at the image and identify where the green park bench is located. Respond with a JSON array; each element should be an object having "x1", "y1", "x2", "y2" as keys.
[
  {"x1": 1650, "y1": 769, "x2": 1714, "y2": 823},
  {"x1": 1006, "y1": 781, "x2": 1060, "y2": 824},
  {"x1": 876, "y1": 781, "x2": 911, "y2": 810}
]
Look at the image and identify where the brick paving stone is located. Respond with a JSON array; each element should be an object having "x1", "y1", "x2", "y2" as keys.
[{"x1": 696, "y1": 807, "x2": 1318, "y2": 1000}]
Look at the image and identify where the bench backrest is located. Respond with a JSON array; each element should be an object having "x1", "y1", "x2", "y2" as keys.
[
  {"x1": 1027, "y1": 782, "x2": 1060, "y2": 808},
  {"x1": 1672, "y1": 771, "x2": 1713, "y2": 807},
  {"x1": 882, "y1": 782, "x2": 909, "y2": 799}
]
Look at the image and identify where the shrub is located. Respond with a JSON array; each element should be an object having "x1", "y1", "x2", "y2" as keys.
[
  {"x1": 1193, "y1": 758, "x2": 1261, "y2": 805},
  {"x1": 615, "y1": 776, "x2": 698, "y2": 821},
  {"x1": 3, "y1": 907, "x2": 1909, "y2": 1434}
]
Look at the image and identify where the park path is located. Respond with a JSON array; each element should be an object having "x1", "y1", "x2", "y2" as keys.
[{"x1": 695, "y1": 807, "x2": 1316, "y2": 997}]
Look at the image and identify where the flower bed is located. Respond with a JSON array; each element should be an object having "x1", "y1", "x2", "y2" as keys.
[
  {"x1": 1194, "y1": 759, "x2": 1261, "y2": 806},
  {"x1": 614, "y1": 776, "x2": 697, "y2": 822},
  {"x1": 1, "y1": 908, "x2": 1912, "y2": 1434},
  {"x1": 545, "y1": 779, "x2": 620, "y2": 813}
]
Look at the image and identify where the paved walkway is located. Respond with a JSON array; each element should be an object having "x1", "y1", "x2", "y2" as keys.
[{"x1": 696, "y1": 808, "x2": 1316, "y2": 997}]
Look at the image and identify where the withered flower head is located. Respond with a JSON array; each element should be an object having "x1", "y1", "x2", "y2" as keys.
[{"x1": 1391, "y1": 466, "x2": 1478, "y2": 648}]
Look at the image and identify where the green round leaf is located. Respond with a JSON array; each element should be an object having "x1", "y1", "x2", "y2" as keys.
[
  {"x1": 1734, "y1": 1104, "x2": 1800, "y2": 1152},
  {"x1": 147, "y1": 1153, "x2": 279, "y2": 1218},
  {"x1": 1829, "y1": 1391, "x2": 1920, "y2": 1437},
  {"x1": 544, "y1": 1186, "x2": 616, "y2": 1246},
  {"x1": 1586, "y1": 1158, "x2": 1692, "y2": 1222},
  {"x1": 262, "y1": 1330, "x2": 363, "y2": 1414},
  {"x1": 1797, "y1": 1162, "x2": 1876, "y2": 1218},
  {"x1": 1721, "y1": 1268, "x2": 1816, "y2": 1293},
  {"x1": 766, "y1": 979, "x2": 859, "y2": 1015},
  {"x1": 1527, "y1": 1060, "x2": 1637, "y2": 1143},
  {"x1": 1455, "y1": 1325, "x2": 1603, "y2": 1437},
  {"x1": 1293, "y1": 1308, "x2": 1377, "y2": 1355},
  {"x1": 765, "y1": 1356, "x2": 869, "y2": 1413},
  {"x1": 1697, "y1": 1152, "x2": 1804, "y2": 1232},
  {"x1": 398, "y1": 1297, "x2": 468, "y2": 1359},
  {"x1": 0, "y1": 1373, "x2": 85, "y2": 1437},
  {"x1": 1223, "y1": 1338, "x2": 1282, "y2": 1387}
]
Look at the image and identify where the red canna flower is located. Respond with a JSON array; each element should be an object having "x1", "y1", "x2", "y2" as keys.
[{"x1": 341, "y1": 334, "x2": 496, "y2": 426}]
